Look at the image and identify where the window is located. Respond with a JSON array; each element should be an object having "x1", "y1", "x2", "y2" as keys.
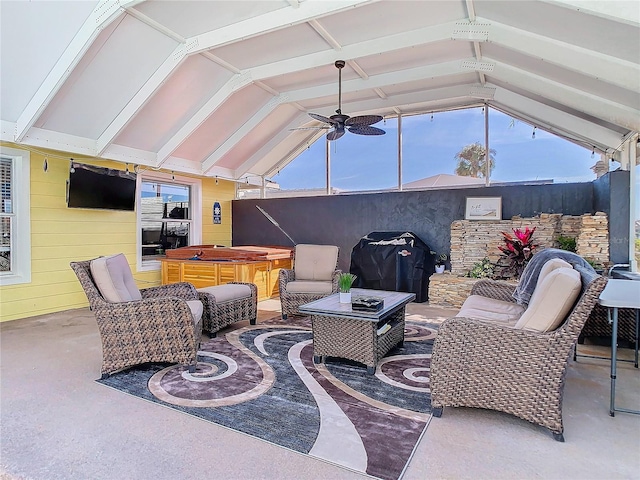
[
  {"x1": 137, "y1": 171, "x2": 201, "y2": 270},
  {"x1": 0, "y1": 147, "x2": 31, "y2": 285},
  {"x1": 402, "y1": 108, "x2": 485, "y2": 187}
]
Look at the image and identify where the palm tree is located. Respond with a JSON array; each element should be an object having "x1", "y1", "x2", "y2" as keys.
[{"x1": 454, "y1": 142, "x2": 496, "y2": 178}]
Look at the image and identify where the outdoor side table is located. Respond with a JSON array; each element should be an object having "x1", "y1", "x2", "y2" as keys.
[{"x1": 598, "y1": 279, "x2": 640, "y2": 417}]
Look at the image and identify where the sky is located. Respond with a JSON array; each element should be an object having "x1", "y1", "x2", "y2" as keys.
[{"x1": 272, "y1": 107, "x2": 608, "y2": 191}]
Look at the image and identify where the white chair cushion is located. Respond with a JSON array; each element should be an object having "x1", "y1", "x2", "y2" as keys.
[
  {"x1": 514, "y1": 267, "x2": 581, "y2": 333},
  {"x1": 537, "y1": 257, "x2": 572, "y2": 285},
  {"x1": 456, "y1": 295, "x2": 525, "y2": 325},
  {"x1": 294, "y1": 244, "x2": 339, "y2": 281},
  {"x1": 186, "y1": 300, "x2": 203, "y2": 324},
  {"x1": 90, "y1": 253, "x2": 142, "y2": 303},
  {"x1": 198, "y1": 284, "x2": 252, "y2": 303},
  {"x1": 286, "y1": 280, "x2": 334, "y2": 294}
]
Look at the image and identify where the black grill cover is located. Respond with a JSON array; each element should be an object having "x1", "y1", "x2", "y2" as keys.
[{"x1": 349, "y1": 231, "x2": 435, "y2": 303}]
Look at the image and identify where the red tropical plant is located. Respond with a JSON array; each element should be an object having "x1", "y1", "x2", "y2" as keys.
[{"x1": 496, "y1": 226, "x2": 538, "y2": 278}]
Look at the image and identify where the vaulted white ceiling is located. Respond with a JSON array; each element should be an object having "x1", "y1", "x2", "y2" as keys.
[{"x1": 1, "y1": 0, "x2": 638, "y2": 183}]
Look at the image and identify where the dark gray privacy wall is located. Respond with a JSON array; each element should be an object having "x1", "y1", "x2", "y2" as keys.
[
  {"x1": 233, "y1": 182, "x2": 596, "y2": 272},
  {"x1": 593, "y1": 170, "x2": 630, "y2": 264}
]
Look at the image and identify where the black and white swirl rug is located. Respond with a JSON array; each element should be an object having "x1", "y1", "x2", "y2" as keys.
[{"x1": 98, "y1": 316, "x2": 438, "y2": 480}]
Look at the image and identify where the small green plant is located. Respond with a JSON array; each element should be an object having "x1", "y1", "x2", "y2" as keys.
[
  {"x1": 466, "y1": 258, "x2": 494, "y2": 279},
  {"x1": 338, "y1": 273, "x2": 357, "y2": 293},
  {"x1": 556, "y1": 235, "x2": 577, "y2": 252},
  {"x1": 585, "y1": 258, "x2": 604, "y2": 272},
  {"x1": 431, "y1": 251, "x2": 448, "y2": 266}
]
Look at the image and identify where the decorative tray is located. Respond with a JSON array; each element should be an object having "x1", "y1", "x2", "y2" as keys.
[{"x1": 351, "y1": 296, "x2": 384, "y2": 312}]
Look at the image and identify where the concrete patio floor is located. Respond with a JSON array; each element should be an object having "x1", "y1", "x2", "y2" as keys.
[{"x1": 1, "y1": 299, "x2": 639, "y2": 480}]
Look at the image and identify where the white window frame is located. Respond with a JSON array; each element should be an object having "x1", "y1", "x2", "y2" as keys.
[
  {"x1": 0, "y1": 146, "x2": 31, "y2": 286},
  {"x1": 136, "y1": 170, "x2": 202, "y2": 272}
]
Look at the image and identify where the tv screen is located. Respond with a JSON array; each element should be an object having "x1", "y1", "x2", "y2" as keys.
[{"x1": 67, "y1": 162, "x2": 136, "y2": 211}]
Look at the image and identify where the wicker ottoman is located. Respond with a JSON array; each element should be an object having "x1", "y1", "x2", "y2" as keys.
[{"x1": 197, "y1": 282, "x2": 258, "y2": 336}]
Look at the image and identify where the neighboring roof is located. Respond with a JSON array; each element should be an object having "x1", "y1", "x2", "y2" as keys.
[
  {"x1": 1, "y1": 1, "x2": 638, "y2": 183},
  {"x1": 403, "y1": 174, "x2": 485, "y2": 189}
]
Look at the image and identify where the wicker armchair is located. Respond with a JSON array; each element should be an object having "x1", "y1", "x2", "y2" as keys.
[
  {"x1": 71, "y1": 258, "x2": 203, "y2": 378},
  {"x1": 279, "y1": 244, "x2": 341, "y2": 319},
  {"x1": 430, "y1": 273, "x2": 607, "y2": 442}
]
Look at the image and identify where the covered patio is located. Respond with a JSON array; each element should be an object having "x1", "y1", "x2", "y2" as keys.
[
  {"x1": 1, "y1": 1, "x2": 639, "y2": 478},
  {"x1": 1, "y1": 299, "x2": 639, "y2": 479}
]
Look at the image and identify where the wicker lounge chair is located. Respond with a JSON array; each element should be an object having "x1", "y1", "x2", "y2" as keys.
[
  {"x1": 71, "y1": 256, "x2": 203, "y2": 378},
  {"x1": 279, "y1": 244, "x2": 341, "y2": 319},
  {"x1": 430, "y1": 270, "x2": 607, "y2": 442}
]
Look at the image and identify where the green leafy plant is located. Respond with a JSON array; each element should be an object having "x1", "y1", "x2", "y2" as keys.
[
  {"x1": 556, "y1": 235, "x2": 577, "y2": 252},
  {"x1": 465, "y1": 258, "x2": 494, "y2": 279},
  {"x1": 585, "y1": 258, "x2": 604, "y2": 272},
  {"x1": 496, "y1": 226, "x2": 538, "y2": 279},
  {"x1": 431, "y1": 251, "x2": 448, "y2": 266},
  {"x1": 338, "y1": 273, "x2": 357, "y2": 293}
]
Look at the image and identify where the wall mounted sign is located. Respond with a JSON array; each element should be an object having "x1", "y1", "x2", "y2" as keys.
[
  {"x1": 465, "y1": 197, "x2": 502, "y2": 220},
  {"x1": 213, "y1": 202, "x2": 221, "y2": 224}
]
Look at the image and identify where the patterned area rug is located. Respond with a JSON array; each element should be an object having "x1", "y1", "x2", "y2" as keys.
[{"x1": 98, "y1": 316, "x2": 438, "y2": 480}]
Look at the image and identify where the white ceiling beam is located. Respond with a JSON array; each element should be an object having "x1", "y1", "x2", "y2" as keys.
[
  {"x1": 156, "y1": 26, "x2": 461, "y2": 166},
  {"x1": 187, "y1": 0, "x2": 374, "y2": 55},
  {"x1": 491, "y1": 87, "x2": 626, "y2": 149},
  {"x1": 488, "y1": 60, "x2": 640, "y2": 131},
  {"x1": 305, "y1": 84, "x2": 490, "y2": 117},
  {"x1": 484, "y1": 18, "x2": 640, "y2": 92},
  {"x1": 374, "y1": 88, "x2": 388, "y2": 99},
  {"x1": 308, "y1": 19, "x2": 342, "y2": 50},
  {"x1": 234, "y1": 113, "x2": 309, "y2": 178},
  {"x1": 123, "y1": 5, "x2": 184, "y2": 42},
  {"x1": 155, "y1": 74, "x2": 252, "y2": 166},
  {"x1": 97, "y1": 0, "x2": 372, "y2": 158},
  {"x1": 96, "y1": 43, "x2": 185, "y2": 155},
  {"x1": 247, "y1": 21, "x2": 456, "y2": 80},
  {"x1": 13, "y1": 0, "x2": 141, "y2": 142},
  {"x1": 348, "y1": 60, "x2": 369, "y2": 80},
  {"x1": 201, "y1": 52, "x2": 241, "y2": 74},
  {"x1": 543, "y1": 0, "x2": 640, "y2": 26},
  {"x1": 284, "y1": 60, "x2": 481, "y2": 102},
  {"x1": 201, "y1": 96, "x2": 289, "y2": 173}
]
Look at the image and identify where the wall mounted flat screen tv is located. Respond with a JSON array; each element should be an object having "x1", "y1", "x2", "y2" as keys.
[{"x1": 67, "y1": 162, "x2": 136, "y2": 211}]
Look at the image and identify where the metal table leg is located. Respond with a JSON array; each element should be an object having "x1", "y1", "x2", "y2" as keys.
[{"x1": 609, "y1": 307, "x2": 618, "y2": 417}]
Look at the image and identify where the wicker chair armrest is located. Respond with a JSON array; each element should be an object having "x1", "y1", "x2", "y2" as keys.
[
  {"x1": 432, "y1": 317, "x2": 563, "y2": 383},
  {"x1": 331, "y1": 269, "x2": 343, "y2": 293},
  {"x1": 140, "y1": 282, "x2": 198, "y2": 300},
  {"x1": 94, "y1": 297, "x2": 197, "y2": 335},
  {"x1": 470, "y1": 279, "x2": 517, "y2": 302},
  {"x1": 279, "y1": 268, "x2": 295, "y2": 291}
]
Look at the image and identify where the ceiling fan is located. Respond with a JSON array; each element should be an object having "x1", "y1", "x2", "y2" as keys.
[{"x1": 303, "y1": 60, "x2": 385, "y2": 141}]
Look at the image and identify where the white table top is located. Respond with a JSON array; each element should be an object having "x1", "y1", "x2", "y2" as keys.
[{"x1": 598, "y1": 279, "x2": 640, "y2": 309}]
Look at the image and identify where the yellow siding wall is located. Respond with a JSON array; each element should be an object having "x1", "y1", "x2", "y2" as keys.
[{"x1": 0, "y1": 143, "x2": 235, "y2": 322}]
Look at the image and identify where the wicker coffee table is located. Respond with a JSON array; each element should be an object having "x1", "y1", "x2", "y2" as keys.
[{"x1": 299, "y1": 288, "x2": 415, "y2": 374}]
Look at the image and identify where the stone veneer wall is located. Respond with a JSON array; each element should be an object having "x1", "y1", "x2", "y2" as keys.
[
  {"x1": 430, "y1": 212, "x2": 609, "y2": 308},
  {"x1": 449, "y1": 213, "x2": 609, "y2": 275}
]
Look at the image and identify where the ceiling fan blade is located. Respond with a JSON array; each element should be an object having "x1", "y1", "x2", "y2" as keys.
[
  {"x1": 345, "y1": 115, "x2": 384, "y2": 127},
  {"x1": 348, "y1": 125, "x2": 386, "y2": 136},
  {"x1": 326, "y1": 128, "x2": 345, "y2": 141},
  {"x1": 309, "y1": 113, "x2": 337, "y2": 125},
  {"x1": 289, "y1": 126, "x2": 331, "y2": 131}
]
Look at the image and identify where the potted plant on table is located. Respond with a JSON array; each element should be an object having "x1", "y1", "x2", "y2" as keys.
[
  {"x1": 338, "y1": 273, "x2": 357, "y2": 303},
  {"x1": 434, "y1": 253, "x2": 448, "y2": 274}
]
